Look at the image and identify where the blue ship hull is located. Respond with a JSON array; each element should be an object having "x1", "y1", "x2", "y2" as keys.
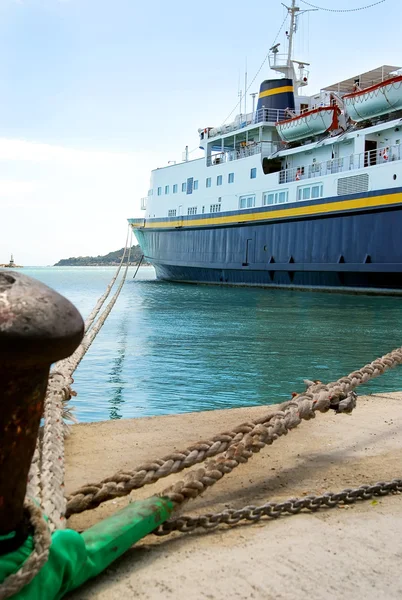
[{"x1": 132, "y1": 187, "x2": 402, "y2": 291}]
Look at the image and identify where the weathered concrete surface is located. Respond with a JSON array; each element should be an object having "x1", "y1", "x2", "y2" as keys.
[{"x1": 65, "y1": 393, "x2": 402, "y2": 599}]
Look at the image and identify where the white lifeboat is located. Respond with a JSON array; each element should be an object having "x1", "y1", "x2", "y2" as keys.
[
  {"x1": 276, "y1": 106, "x2": 338, "y2": 142},
  {"x1": 198, "y1": 127, "x2": 213, "y2": 141},
  {"x1": 343, "y1": 75, "x2": 402, "y2": 122}
]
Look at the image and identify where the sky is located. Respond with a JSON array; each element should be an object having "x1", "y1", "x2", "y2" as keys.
[{"x1": 0, "y1": 0, "x2": 401, "y2": 265}]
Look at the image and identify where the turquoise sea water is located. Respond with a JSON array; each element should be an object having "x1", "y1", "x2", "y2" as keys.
[{"x1": 20, "y1": 266, "x2": 402, "y2": 423}]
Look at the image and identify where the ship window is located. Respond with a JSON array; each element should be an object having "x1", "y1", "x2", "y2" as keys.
[
  {"x1": 168, "y1": 209, "x2": 177, "y2": 217},
  {"x1": 157, "y1": 187, "x2": 162, "y2": 196},
  {"x1": 263, "y1": 189, "x2": 289, "y2": 205},
  {"x1": 202, "y1": 206, "x2": 205, "y2": 213},
  {"x1": 217, "y1": 175, "x2": 223, "y2": 186},
  {"x1": 311, "y1": 184, "x2": 323, "y2": 199},
  {"x1": 228, "y1": 172, "x2": 234, "y2": 183},
  {"x1": 165, "y1": 185, "x2": 169, "y2": 195},
  {"x1": 194, "y1": 180, "x2": 199, "y2": 190},
  {"x1": 210, "y1": 203, "x2": 221, "y2": 213},
  {"x1": 188, "y1": 206, "x2": 197, "y2": 215},
  {"x1": 181, "y1": 182, "x2": 186, "y2": 192},
  {"x1": 173, "y1": 184, "x2": 178, "y2": 194},
  {"x1": 239, "y1": 194, "x2": 256, "y2": 209},
  {"x1": 250, "y1": 168, "x2": 257, "y2": 179},
  {"x1": 206, "y1": 177, "x2": 211, "y2": 188},
  {"x1": 297, "y1": 183, "x2": 323, "y2": 201},
  {"x1": 148, "y1": 189, "x2": 153, "y2": 196}
]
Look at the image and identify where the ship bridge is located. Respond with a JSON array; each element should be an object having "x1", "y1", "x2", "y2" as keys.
[
  {"x1": 201, "y1": 102, "x2": 311, "y2": 168},
  {"x1": 202, "y1": 112, "x2": 283, "y2": 168}
]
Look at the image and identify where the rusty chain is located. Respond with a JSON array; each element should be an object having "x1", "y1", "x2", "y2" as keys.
[{"x1": 155, "y1": 479, "x2": 402, "y2": 535}]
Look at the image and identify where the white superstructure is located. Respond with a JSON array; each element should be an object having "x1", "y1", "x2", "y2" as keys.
[
  {"x1": 143, "y1": 93, "x2": 402, "y2": 220},
  {"x1": 139, "y1": 1, "x2": 402, "y2": 222}
]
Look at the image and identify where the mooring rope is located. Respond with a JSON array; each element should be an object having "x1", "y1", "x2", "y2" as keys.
[
  {"x1": 27, "y1": 237, "x2": 133, "y2": 531},
  {"x1": 27, "y1": 229, "x2": 132, "y2": 505},
  {"x1": 158, "y1": 392, "x2": 357, "y2": 507},
  {"x1": 132, "y1": 254, "x2": 144, "y2": 279},
  {"x1": 66, "y1": 346, "x2": 402, "y2": 516},
  {"x1": 39, "y1": 373, "x2": 74, "y2": 530},
  {"x1": 59, "y1": 236, "x2": 133, "y2": 379},
  {"x1": 0, "y1": 500, "x2": 51, "y2": 600},
  {"x1": 84, "y1": 228, "x2": 130, "y2": 333}
]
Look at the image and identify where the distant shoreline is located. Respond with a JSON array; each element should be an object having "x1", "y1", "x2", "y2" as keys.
[{"x1": 54, "y1": 244, "x2": 148, "y2": 267}]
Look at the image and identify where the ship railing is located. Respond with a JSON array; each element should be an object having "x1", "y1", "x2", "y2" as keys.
[
  {"x1": 254, "y1": 107, "x2": 288, "y2": 124},
  {"x1": 268, "y1": 53, "x2": 291, "y2": 70},
  {"x1": 207, "y1": 141, "x2": 280, "y2": 167},
  {"x1": 206, "y1": 108, "x2": 288, "y2": 139},
  {"x1": 350, "y1": 144, "x2": 402, "y2": 169},
  {"x1": 140, "y1": 197, "x2": 148, "y2": 210},
  {"x1": 278, "y1": 144, "x2": 402, "y2": 184}
]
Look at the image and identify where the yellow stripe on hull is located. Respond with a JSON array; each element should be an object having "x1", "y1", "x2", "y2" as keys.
[{"x1": 131, "y1": 192, "x2": 402, "y2": 230}]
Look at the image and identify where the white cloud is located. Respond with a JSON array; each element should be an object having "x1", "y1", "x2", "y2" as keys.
[
  {"x1": 0, "y1": 138, "x2": 166, "y2": 266},
  {"x1": 0, "y1": 180, "x2": 37, "y2": 197},
  {"x1": 0, "y1": 138, "x2": 137, "y2": 166}
]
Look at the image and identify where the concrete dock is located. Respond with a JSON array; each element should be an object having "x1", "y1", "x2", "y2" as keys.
[{"x1": 65, "y1": 392, "x2": 402, "y2": 599}]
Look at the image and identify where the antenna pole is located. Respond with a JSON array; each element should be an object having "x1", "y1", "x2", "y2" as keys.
[
  {"x1": 244, "y1": 59, "x2": 248, "y2": 115},
  {"x1": 286, "y1": 0, "x2": 297, "y2": 68}
]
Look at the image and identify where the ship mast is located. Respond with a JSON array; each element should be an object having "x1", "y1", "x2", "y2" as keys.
[
  {"x1": 285, "y1": 0, "x2": 298, "y2": 73},
  {"x1": 269, "y1": 0, "x2": 314, "y2": 95}
]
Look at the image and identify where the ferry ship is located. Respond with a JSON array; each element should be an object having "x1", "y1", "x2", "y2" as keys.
[{"x1": 129, "y1": 1, "x2": 402, "y2": 291}]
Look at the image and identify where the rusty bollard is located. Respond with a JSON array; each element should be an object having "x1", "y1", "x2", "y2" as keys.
[{"x1": 0, "y1": 270, "x2": 84, "y2": 535}]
